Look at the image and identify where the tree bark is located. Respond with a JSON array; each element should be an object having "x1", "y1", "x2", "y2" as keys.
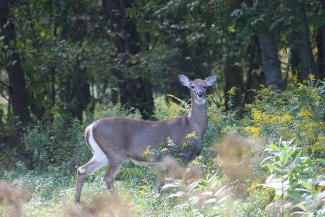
[
  {"x1": 59, "y1": 16, "x2": 91, "y2": 123},
  {"x1": 102, "y1": 0, "x2": 154, "y2": 119},
  {"x1": 293, "y1": 11, "x2": 319, "y2": 81},
  {"x1": 317, "y1": 27, "x2": 325, "y2": 80},
  {"x1": 316, "y1": 1, "x2": 325, "y2": 80},
  {"x1": 244, "y1": 38, "x2": 265, "y2": 105},
  {"x1": 257, "y1": 0, "x2": 283, "y2": 89},
  {"x1": 72, "y1": 56, "x2": 91, "y2": 122},
  {"x1": 257, "y1": 33, "x2": 282, "y2": 88},
  {"x1": 0, "y1": 0, "x2": 32, "y2": 169},
  {"x1": 0, "y1": 0, "x2": 30, "y2": 132}
]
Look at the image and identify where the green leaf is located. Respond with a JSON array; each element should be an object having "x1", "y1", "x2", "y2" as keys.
[
  {"x1": 187, "y1": 180, "x2": 200, "y2": 193},
  {"x1": 272, "y1": 164, "x2": 284, "y2": 173},
  {"x1": 10, "y1": 60, "x2": 17, "y2": 65},
  {"x1": 269, "y1": 150, "x2": 282, "y2": 156},
  {"x1": 287, "y1": 190, "x2": 304, "y2": 202},
  {"x1": 265, "y1": 164, "x2": 273, "y2": 173},
  {"x1": 319, "y1": 159, "x2": 325, "y2": 166},
  {"x1": 293, "y1": 203, "x2": 307, "y2": 212},
  {"x1": 268, "y1": 143, "x2": 279, "y2": 150},
  {"x1": 260, "y1": 156, "x2": 275, "y2": 165},
  {"x1": 167, "y1": 191, "x2": 186, "y2": 198},
  {"x1": 9, "y1": 40, "x2": 15, "y2": 46},
  {"x1": 300, "y1": 180, "x2": 313, "y2": 191},
  {"x1": 161, "y1": 182, "x2": 180, "y2": 189},
  {"x1": 279, "y1": 152, "x2": 285, "y2": 162}
]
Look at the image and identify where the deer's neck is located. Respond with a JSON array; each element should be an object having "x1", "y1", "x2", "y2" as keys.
[{"x1": 187, "y1": 99, "x2": 208, "y2": 140}]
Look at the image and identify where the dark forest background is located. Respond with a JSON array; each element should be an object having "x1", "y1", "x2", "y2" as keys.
[{"x1": 1, "y1": 0, "x2": 325, "y2": 169}]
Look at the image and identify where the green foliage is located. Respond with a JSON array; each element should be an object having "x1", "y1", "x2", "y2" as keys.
[
  {"x1": 2, "y1": 80, "x2": 325, "y2": 216},
  {"x1": 261, "y1": 139, "x2": 325, "y2": 216},
  {"x1": 242, "y1": 78, "x2": 325, "y2": 159},
  {"x1": 153, "y1": 95, "x2": 189, "y2": 120},
  {"x1": 162, "y1": 173, "x2": 232, "y2": 216}
]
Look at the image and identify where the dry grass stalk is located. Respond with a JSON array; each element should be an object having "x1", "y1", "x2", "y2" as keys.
[
  {"x1": 155, "y1": 156, "x2": 201, "y2": 181},
  {"x1": 214, "y1": 135, "x2": 257, "y2": 194},
  {"x1": 67, "y1": 190, "x2": 132, "y2": 217},
  {"x1": 0, "y1": 182, "x2": 31, "y2": 217}
]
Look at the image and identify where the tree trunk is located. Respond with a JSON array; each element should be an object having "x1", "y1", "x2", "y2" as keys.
[
  {"x1": 244, "y1": 38, "x2": 265, "y2": 105},
  {"x1": 72, "y1": 57, "x2": 91, "y2": 122},
  {"x1": 0, "y1": 0, "x2": 30, "y2": 132},
  {"x1": 0, "y1": 0, "x2": 32, "y2": 169},
  {"x1": 102, "y1": 0, "x2": 154, "y2": 119},
  {"x1": 316, "y1": 1, "x2": 325, "y2": 80},
  {"x1": 59, "y1": 16, "x2": 91, "y2": 123},
  {"x1": 257, "y1": 0, "x2": 283, "y2": 89},
  {"x1": 118, "y1": 76, "x2": 154, "y2": 119},
  {"x1": 293, "y1": 11, "x2": 319, "y2": 81},
  {"x1": 316, "y1": 27, "x2": 325, "y2": 80},
  {"x1": 258, "y1": 33, "x2": 282, "y2": 88}
]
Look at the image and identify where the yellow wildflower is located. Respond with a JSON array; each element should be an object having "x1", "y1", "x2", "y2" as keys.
[
  {"x1": 161, "y1": 147, "x2": 170, "y2": 153},
  {"x1": 142, "y1": 146, "x2": 154, "y2": 158},
  {"x1": 244, "y1": 126, "x2": 261, "y2": 138},
  {"x1": 280, "y1": 115, "x2": 293, "y2": 124},
  {"x1": 185, "y1": 131, "x2": 197, "y2": 139},
  {"x1": 251, "y1": 108, "x2": 262, "y2": 122},
  {"x1": 227, "y1": 87, "x2": 237, "y2": 96},
  {"x1": 308, "y1": 74, "x2": 316, "y2": 81},
  {"x1": 191, "y1": 159, "x2": 200, "y2": 165},
  {"x1": 175, "y1": 158, "x2": 181, "y2": 162},
  {"x1": 299, "y1": 108, "x2": 312, "y2": 118},
  {"x1": 317, "y1": 186, "x2": 325, "y2": 193},
  {"x1": 248, "y1": 182, "x2": 258, "y2": 193},
  {"x1": 264, "y1": 115, "x2": 277, "y2": 125},
  {"x1": 182, "y1": 141, "x2": 189, "y2": 149}
]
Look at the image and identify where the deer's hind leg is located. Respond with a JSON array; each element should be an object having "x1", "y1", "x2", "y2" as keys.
[
  {"x1": 74, "y1": 124, "x2": 108, "y2": 204},
  {"x1": 75, "y1": 155, "x2": 108, "y2": 204},
  {"x1": 103, "y1": 152, "x2": 126, "y2": 190}
]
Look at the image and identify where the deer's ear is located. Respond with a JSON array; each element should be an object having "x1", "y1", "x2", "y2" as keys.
[
  {"x1": 205, "y1": 74, "x2": 218, "y2": 86},
  {"x1": 178, "y1": 74, "x2": 191, "y2": 88}
]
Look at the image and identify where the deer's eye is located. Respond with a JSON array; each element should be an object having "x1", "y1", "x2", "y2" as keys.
[
  {"x1": 191, "y1": 85, "x2": 195, "y2": 89},
  {"x1": 203, "y1": 85, "x2": 207, "y2": 89}
]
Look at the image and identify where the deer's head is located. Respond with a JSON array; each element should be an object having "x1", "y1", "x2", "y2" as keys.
[{"x1": 178, "y1": 74, "x2": 218, "y2": 105}]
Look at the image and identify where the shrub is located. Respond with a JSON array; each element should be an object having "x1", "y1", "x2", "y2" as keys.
[
  {"x1": 261, "y1": 138, "x2": 325, "y2": 216},
  {"x1": 242, "y1": 78, "x2": 325, "y2": 159}
]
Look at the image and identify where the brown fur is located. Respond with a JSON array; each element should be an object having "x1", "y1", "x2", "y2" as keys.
[{"x1": 74, "y1": 74, "x2": 218, "y2": 204}]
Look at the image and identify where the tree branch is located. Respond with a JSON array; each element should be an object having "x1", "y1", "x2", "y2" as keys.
[{"x1": 0, "y1": 79, "x2": 10, "y2": 89}]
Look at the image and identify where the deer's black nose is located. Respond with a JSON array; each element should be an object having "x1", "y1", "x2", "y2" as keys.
[{"x1": 197, "y1": 91, "x2": 204, "y2": 98}]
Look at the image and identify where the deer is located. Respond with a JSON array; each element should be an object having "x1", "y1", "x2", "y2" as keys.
[{"x1": 74, "y1": 74, "x2": 218, "y2": 204}]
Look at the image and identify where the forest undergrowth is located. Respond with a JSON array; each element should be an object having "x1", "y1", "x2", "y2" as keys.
[{"x1": 1, "y1": 77, "x2": 325, "y2": 216}]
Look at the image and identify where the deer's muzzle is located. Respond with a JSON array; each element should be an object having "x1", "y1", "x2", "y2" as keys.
[{"x1": 196, "y1": 91, "x2": 205, "y2": 98}]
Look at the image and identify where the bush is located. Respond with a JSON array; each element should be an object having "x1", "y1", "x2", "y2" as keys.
[
  {"x1": 261, "y1": 139, "x2": 325, "y2": 216},
  {"x1": 242, "y1": 77, "x2": 325, "y2": 159}
]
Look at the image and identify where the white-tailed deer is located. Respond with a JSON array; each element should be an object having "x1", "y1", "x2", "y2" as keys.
[{"x1": 74, "y1": 74, "x2": 218, "y2": 204}]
